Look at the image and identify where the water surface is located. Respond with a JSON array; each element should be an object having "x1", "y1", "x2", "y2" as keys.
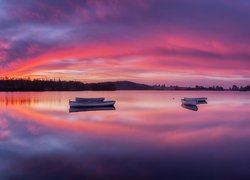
[{"x1": 0, "y1": 91, "x2": 250, "y2": 180}]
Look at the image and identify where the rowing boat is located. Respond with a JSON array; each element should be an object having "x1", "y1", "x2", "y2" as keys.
[
  {"x1": 69, "y1": 100, "x2": 115, "y2": 107},
  {"x1": 184, "y1": 97, "x2": 207, "y2": 102},
  {"x1": 181, "y1": 99, "x2": 198, "y2": 106},
  {"x1": 75, "y1": 97, "x2": 105, "y2": 102}
]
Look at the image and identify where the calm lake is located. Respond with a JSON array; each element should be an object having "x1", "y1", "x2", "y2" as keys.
[{"x1": 0, "y1": 91, "x2": 250, "y2": 180}]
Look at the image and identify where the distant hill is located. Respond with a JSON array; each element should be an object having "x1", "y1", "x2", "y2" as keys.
[{"x1": 114, "y1": 81, "x2": 152, "y2": 90}]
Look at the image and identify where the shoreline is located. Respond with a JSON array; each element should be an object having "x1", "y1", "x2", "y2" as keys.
[
  {"x1": 0, "y1": 89, "x2": 249, "y2": 92},
  {"x1": 1, "y1": 79, "x2": 249, "y2": 92}
]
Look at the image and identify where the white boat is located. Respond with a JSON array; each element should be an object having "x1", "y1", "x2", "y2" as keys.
[
  {"x1": 75, "y1": 97, "x2": 105, "y2": 102},
  {"x1": 181, "y1": 99, "x2": 198, "y2": 106},
  {"x1": 184, "y1": 97, "x2": 207, "y2": 102},
  {"x1": 69, "y1": 100, "x2": 115, "y2": 107}
]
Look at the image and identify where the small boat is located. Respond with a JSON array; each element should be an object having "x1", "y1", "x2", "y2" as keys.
[
  {"x1": 69, "y1": 106, "x2": 115, "y2": 113},
  {"x1": 69, "y1": 100, "x2": 115, "y2": 107},
  {"x1": 184, "y1": 97, "x2": 207, "y2": 102},
  {"x1": 181, "y1": 104, "x2": 198, "y2": 111},
  {"x1": 181, "y1": 99, "x2": 198, "y2": 106},
  {"x1": 75, "y1": 97, "x2": 105, "y2": 102}
]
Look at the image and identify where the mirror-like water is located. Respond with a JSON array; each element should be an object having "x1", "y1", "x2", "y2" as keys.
[{"x1": 0, "y1": 91, "x2": 250, "y2": 179}]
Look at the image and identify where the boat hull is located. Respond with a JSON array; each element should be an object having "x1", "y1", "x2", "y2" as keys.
[
  {"x1": 75, "y1": 97, "x2": 105, "y2": 102},
  {"x1": 69, "y1": 100, "x2": 115, "y2": 107},
  {"x1": 181, "y1": 99, "x2": 198, "y2": 106},
  {"x1": 184, "y1": 97, "x2": 207, "y2": 102}
]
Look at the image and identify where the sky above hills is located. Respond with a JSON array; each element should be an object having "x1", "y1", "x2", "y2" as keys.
[{"x1": 0, "y1": 0, "x2": 250, "y2": 87}]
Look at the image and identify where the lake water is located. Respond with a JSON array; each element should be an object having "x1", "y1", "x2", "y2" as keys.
[{"x1": 0, "y1": 91, "x2": 250, "y2": 180}]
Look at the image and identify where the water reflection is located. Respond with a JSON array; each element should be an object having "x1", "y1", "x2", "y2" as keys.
[
  {"x1": 0, "y1": 91, "x2": 250, "y2": 179},
  {"x1": 181, "y1": 100, "x2": 208, "y2": 111},
  {"x1": 69, "y1": 106, "x2": 116, "y2": 113},
  {"x1": 0, "y1": 92, "x2": 63, "y2": 107},
  {"x1": 181, "y1": 104, "x2": 198, "y2": 111},
  {"x1": 197, "y1": 101, "x2": 208, "y2": 104}
]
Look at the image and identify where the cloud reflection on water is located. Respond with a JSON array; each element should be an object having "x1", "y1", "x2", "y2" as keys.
[{"x1": 0, "y1": 91, "x2": 250, "y2": 179}]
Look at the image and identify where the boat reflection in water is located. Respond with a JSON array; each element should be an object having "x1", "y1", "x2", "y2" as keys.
[
  {"x1": 196, "y1": 101, "x2": 208, "y2": 105},
  {"x1": 69, "y1": 106, "x2": 116, "y2": 113},
  {"x1": 181, "y1": 100, "x2": 208, "y2": 111},
  {"x1": 181, "y1": 104, "x2": 198, "y2": 111}
]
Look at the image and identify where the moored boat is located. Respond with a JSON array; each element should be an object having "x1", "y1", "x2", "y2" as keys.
[
  {"x1": 181, "y1": 99, "x2": 198, "y2": 106},
  {"x1": 75, "y1": 97, "x2": 105, "y2": 102},
  {"x1": 69, "y1": 100, "x2": 115, "y2": 107},
  {"x1": 184, "y1": 97, "x2": 207, "y2": 102}
]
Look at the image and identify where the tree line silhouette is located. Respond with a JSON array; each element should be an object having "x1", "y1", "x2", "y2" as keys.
[
  {"x1": 0, "y1": 78, "x2": 249, "y2": 91},
  {"x1": 0, "y1": 79, "x2": 116, "y2": 91}
]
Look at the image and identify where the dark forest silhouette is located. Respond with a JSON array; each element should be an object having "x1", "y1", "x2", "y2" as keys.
[{"x1": 0, "y1": 78, "x2": 249, "y2": 91}]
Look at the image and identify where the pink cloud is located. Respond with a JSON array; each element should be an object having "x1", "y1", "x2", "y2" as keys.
[{"x1": 1, "y1": 0, "x2": 250, "y2": 86}]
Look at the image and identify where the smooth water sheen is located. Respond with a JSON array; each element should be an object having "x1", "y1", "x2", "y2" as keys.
[{"x1": 0, "y1": 91, "x2": 250, "y2": 180}]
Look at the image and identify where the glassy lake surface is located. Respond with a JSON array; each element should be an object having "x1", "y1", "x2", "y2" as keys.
[{"x1": 0, "y1": 91, "x2": 250, "y2": 180}]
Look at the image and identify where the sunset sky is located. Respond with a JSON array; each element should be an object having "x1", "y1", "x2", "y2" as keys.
[{"x1": 0, "y1": 0, "x2": 250, "y2": 87}]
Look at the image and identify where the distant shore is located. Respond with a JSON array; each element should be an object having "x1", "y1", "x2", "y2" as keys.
[{"x1": 0, "y1": 79, "x2": 249, "y2": 92}]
